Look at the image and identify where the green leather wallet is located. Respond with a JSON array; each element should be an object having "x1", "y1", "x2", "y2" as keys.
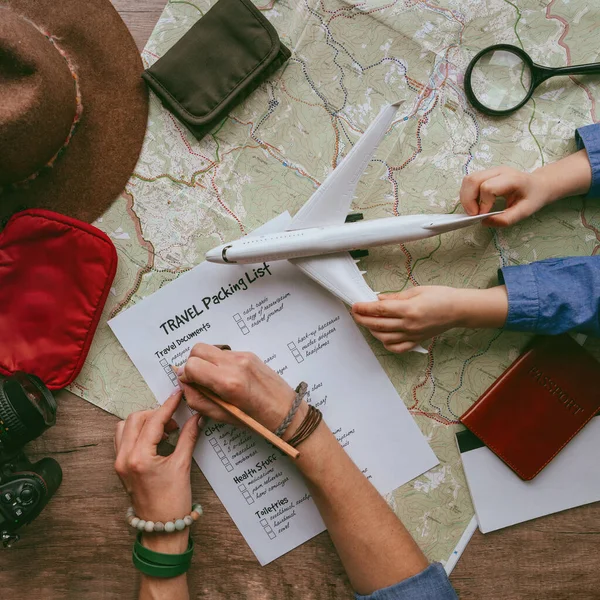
[{"x1": 142, "y1": 0, "x2": 291, "y2": 141}]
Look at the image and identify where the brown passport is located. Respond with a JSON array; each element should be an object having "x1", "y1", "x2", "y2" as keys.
[{"x1": 460, "y1": 335, "x2": 600, "y2": 481}]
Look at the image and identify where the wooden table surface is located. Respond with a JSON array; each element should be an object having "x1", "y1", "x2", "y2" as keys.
[{"x1": 1, "y1": 2, "x2": 599, "y2": 598}]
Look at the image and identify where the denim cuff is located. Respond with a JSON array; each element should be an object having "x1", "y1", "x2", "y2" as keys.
[
  {"x1": 355, "y1": 563, "x2": 458, "y2": 600},
  {"x1": 498, "y1": 264, "x2": 540, "y2": 332},
  {"x1": 575, "y1": 124, "x2": 600, "y2": 199}
]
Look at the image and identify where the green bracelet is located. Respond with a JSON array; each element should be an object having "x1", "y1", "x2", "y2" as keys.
[
  {"x1": 134, "y1": 532, "x2": 194, "y2": 565},
  {"x1": 132, "y1": 533, "x2": 194, "y2": 578},
  {"x1": 132, "y1": 550, "x2": 191, "y2": 578}
]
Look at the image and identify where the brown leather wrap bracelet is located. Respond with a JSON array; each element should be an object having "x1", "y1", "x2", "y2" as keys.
[{"x1": 287, "y1": 405, "x2": 323, "y2": 448}]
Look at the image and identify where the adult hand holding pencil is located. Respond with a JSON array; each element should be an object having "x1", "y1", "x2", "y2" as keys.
[{"x1": 173, "y1": 344, "x2": 304, "y2": 459}]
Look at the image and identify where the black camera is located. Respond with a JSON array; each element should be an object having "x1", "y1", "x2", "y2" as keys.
[{"x1": 0, "y1": 372, "x2": 62, "y2": 547}]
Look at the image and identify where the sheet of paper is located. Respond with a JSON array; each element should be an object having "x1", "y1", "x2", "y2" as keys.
[
  {"x1": 444, "y1": 516, "x2": 477, "y2": 574},
  {"x1": 458, "y1": 418, "x2": 600, "y2": 534},
  {"x1": 109, "y1": 213, "x2": 438, "y2": 565}
]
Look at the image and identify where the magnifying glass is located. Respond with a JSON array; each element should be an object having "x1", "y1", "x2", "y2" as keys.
[{"x1": 464, "y1": 44, "x2": 600, "y2": 116}]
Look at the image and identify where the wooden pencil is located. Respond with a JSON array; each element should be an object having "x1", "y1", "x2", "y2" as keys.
[{"x1": 171, "y1": 365, "x2": 300, "y2": 460}]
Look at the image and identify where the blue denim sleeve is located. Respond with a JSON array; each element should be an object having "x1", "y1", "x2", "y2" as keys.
[
  {"x1": 575, "y1": 123, "x2": 600, "y2": 198},
  {"x1": 355, "y1": 563, "x2": 458, "y2": 600},
  {"x1": 499, "y1": 256, "x2": 600, "y2": 336}
]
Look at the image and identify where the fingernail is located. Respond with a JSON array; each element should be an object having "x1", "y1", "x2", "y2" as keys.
[
  {"x1": 198, "y1": 416, "x2": 205, "y2": 429},
  {"x1": 177, "y1": 365, "x2": 185, "y2": 377},
  {"x1": 168, "y1": 385, "x2": 181, "y2": 395}
]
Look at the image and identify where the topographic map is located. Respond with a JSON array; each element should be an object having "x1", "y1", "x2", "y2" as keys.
[{"x1": 70, "y1": 0, "x2": 600, "y2": 566}]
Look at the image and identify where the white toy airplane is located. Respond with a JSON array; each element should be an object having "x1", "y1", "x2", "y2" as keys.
[{"x1": 206, "y1": 101, "x2": 498, "y2": 352}]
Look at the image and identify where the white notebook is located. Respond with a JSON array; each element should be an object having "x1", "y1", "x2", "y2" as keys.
[{"x1": 457, "y1": 417, "x2": 600, "y2": 533}]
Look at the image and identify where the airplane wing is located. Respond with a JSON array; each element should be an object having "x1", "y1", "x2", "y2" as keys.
[
  {"x1": 291, "y1": 252, "x2": 428, "y2": 355},
  {"x1": 286, "y1": 101, "x2": 404, "y2": 231},
  {"x1": 290, "y1": 252, "x2": 378, "y2": 305}
]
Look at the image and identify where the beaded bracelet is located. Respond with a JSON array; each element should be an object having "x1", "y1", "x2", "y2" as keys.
[{"x1": 127, "y1": 503, "x2": 203, "y2": 533}]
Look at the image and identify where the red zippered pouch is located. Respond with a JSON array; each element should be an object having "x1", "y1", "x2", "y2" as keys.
[{"x1": 0, "y1": 209, "x2": 117, "y2": 389}]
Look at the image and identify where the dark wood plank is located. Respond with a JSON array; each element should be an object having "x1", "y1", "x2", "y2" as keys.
[
  {"x1": 111, "y1": 0, "x2": 168, "y2": 49},
  {"x1": 452, "y1": 505, "x2": 600, "y2": 600}
]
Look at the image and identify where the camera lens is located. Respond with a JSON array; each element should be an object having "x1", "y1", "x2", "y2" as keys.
[{"x1": 0, "y1": 373, "x2": 56, "y2": 451}]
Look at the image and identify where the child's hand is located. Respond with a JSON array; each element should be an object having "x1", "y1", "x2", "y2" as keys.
[
  {"x1": 352, "y1": 286, "x2": 509, "y2": 353},
  {"x1": 460, "y1": 166, "x2": 553, "y2": 227},
  {"x1": 352, "y1": 287, "x2": 466, "y2": 353}
]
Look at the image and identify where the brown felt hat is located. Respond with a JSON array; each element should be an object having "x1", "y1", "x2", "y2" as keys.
[{"x1": 0, "y1": 0, "x2": 148, "y2": 224}]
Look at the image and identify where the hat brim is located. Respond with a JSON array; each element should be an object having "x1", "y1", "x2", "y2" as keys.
[{"x1": 0, "y1": 0, "x2": 148, "y2": 224}]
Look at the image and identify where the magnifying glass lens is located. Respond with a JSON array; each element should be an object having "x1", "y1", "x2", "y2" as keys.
[{"x1": 470, "y1": 49, "x2": 532, "y2": 112}]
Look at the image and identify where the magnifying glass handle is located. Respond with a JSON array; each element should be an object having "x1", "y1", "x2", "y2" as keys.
[{"x1": 534, "y1": 62, "x2": 600, "y2": 84}]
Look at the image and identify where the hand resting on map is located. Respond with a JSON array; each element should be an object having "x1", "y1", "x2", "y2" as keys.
[{"x1": 352, "y1": 286, "x2": 508, "y2": 353}]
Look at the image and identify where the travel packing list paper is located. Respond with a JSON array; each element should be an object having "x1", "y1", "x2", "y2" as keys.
[{"x1": 109, "y1": 213, "x2": 438, "y2": 565}]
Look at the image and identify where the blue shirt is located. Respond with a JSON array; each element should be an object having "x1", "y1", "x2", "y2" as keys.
[
  {"x1": 357, "y1": 124, "x2": 599, "y2": 600},
  {"x1": 500, "y1": 123, "x2": 600, "y2": 337},
  {"x1": 500, "y1": 256, "x2": 600, "y2": 335},
  {"x1": 356, "y1": 564, "x2": 457, "y2": 600},
  {"x1": 576, "y1": 123, "x2": 600, "y2": 199}
]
